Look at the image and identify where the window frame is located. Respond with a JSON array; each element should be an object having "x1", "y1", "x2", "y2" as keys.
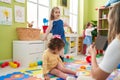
[
  {"x1": 27, "y1": 0, "x2": 50, "y2": 29},
  {"x1": 69, "y1": 0, "x2": 78, "y2": 33}
]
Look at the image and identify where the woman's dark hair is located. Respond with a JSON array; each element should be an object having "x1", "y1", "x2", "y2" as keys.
[{"x1": 48, "y1": 38, "x2": 65, "y2": 51}]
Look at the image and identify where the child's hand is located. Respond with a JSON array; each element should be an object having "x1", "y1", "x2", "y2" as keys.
[
  {"x1": 44, "y1": 75, "x2": 50, "y2": 80},
  {"x1": 88, "y1": 44, "x2": 97, "y2": 57}
]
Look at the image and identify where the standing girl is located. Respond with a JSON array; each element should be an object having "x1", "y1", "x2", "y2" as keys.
[
  {"x1": 42, "y1": 37, "x2": 77, "y2": 80},
  {"x1": 83, "y1": 22, "x2": 96, "y2": 55},
  {"x1": 43, "y1": 7, "x2": 68, "y2": 61},
  {"x1": 89, "y1": 2, "x2": 120, "y2": 80}
]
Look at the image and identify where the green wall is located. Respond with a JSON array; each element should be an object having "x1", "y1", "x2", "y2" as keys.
[
  {"x1": 0, "y1": 0, "x2": 27, "y2": 60},
  {"x1": 87, "y1": 0, "x2": 108, "y2": 21},
  {"x1": 78, "y1": 0, "x2": 108, "y2": 34}
]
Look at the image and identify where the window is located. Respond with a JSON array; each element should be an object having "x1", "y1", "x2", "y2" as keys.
[
  {"x1": 69, "y1": 0, "x2": 78, "y2": 33},
  {"x1": 27, "y1": 0, "x2": 50, "y2": 29}
]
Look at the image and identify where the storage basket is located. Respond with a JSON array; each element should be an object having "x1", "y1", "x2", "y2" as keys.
[{"x1": 16, "y1": 28, "x2": 40, "y2": 40}]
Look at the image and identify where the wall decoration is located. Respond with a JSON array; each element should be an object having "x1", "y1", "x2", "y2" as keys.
[
  {"x1": 0, "y1": 6, "x2": 12, "y2": 25},
  {"x1": 61, "y1": 0, "x2": 67, "y2": 7},
  {"x1": 15, "y1": 0, "x2": 25, "y2": 3},
  {"x1": 0, "y1": 0, "x2": 11, "y2": 4},
  {"x1": 14, "y1": 5, "x2": 25, "y2": 23}
]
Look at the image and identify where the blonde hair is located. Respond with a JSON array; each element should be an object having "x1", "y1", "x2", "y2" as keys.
[
  {"x1": 50, "y1": 7, "x2": 60, "y2": 20},
  {"x1": 108, "y1": 2, "x2": 120, "y2": 44}
]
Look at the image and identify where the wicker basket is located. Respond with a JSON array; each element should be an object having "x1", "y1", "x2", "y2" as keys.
[{"x1": 16, "y1": 28, "x2": 41, "y2": 40}]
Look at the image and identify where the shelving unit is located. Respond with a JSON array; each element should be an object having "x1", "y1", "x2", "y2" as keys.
[
  {"x1": 77, "y1": 36, "x2": 83, "y2": 55},
  {"x1": 66, "y1": 34, "x2": 78, "y2": 54},
  {"x1": 97, "y1": 7, "x2": 110, "y2": 36},
  {"x1": 65, "y1": 34, "x2": 83, "y2": 55}
]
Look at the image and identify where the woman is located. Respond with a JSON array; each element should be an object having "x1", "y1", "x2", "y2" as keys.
[{"x1": 89, "y1": 2, "x2": 120, "y2": 80}]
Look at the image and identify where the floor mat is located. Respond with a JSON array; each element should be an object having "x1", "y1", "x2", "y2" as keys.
[{"x1": 0, "y1": 58, "x2": 119, "y2": 80}]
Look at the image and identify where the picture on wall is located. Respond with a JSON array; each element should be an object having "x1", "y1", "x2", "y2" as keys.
[
  {"x1": 0, "y1": 6, "x2": 12, "y2": 25},
  {"x1": 61, "y1": 0, "x2": 67, "y2": 7},
  {"x1": 14, "y1": 5, "x2": 25, "y2": 23},
  {"x1": 0, "y1": 0, "x2": 11, "y2": 4},
  {"x1": 15, "y1": 0, "x2": 25, "y2": 3}
]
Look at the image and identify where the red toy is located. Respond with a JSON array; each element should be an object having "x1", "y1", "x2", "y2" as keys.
[
  {"x1": 86, "y1": 56, "x2": 91, "y2": 63},
  {"x1": 66, "y1": 55, "x2": 70, "y2": 59},
  {"x1": 13, "y1": 61, "x2": 20, "y2": 67},
  {"x1": 1, "y1": 62, "x2": 9, "y2": 68}
]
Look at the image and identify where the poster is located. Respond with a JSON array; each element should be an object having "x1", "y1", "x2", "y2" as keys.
[
  {"x1": 0, "y1": 6, "x2": 12, "y2": 25},
  {"x1": 14, "y1": 5, "x2": 25, "y2": 23}
]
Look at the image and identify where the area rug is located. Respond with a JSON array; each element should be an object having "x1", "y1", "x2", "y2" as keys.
[{"x1": 1, "y1": 58, "x2": 119, "y2": 80}]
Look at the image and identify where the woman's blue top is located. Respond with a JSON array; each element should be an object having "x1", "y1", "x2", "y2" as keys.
[{"x1": 50, "y1": 19, "x2": 66, "y2": 42}]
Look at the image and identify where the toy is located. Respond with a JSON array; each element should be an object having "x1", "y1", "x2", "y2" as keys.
[
  {"x1": 86, "y1": 56, "x2": 91, "y2": 63},
  {"x1": 27, "y1": 21, "x2": 34, "y2": 28},
  {"x1": 9, "y1": 61, "x2": 20, "y2": 68},
  {"x1": 37, "y1": 60, "x2": 42, "y2": 65},
  {"x1": 66, "y1": 55, "x2": 74, "y2": 60},
  {"x1": 0, "y1": 62, "x2": 3, "y2": 65},
  {"x1": 43, "y1": 18, "x2": 48, "y2": 25},
  {"x1": 1, "y1": 62, "x2": 9, "y2": 68},
  {"x1": 66, "y1": 55, "x2": 70, "y2": 59},
  {"x1": 42, "y1": 18, "x2": 48, "y2": 33},
  {"x1": 80, "y1": 66, "x2": 86, "y2": 70},
  {"x1": 42, "y1": 25, "x2": 48, "y2": 33},
  {"x1": 29, "y1": 61, "x2": 42, "y2": 67},
  {"x1": 56, "y1": 78, "x2": 64, "y2": 80},
  {"x1": 13, "y1": 61, "x2": 20, "y2": 67}
]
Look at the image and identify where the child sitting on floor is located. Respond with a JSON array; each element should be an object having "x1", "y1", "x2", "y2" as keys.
[{"x1": 42, "y1": 35, "x2": 78, "y2": 80}]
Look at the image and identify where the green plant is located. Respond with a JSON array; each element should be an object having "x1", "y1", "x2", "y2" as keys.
[{"x1": 91, "y1": 20, "x2": 97, "y2": 41}]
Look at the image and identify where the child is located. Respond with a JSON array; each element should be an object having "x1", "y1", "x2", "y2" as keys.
[
  {"x1": 83, "y1": 22, "x2": 96, "y2": 55},
  {"x1": 89, "y1": 2, "x2": 120, "y2": 80},
  {"x1": 42, "y1": 7, "x2": 68, "y2": 61},
  {"x1": 42, "y1": 36, "x2": 77, "y2": 80}
]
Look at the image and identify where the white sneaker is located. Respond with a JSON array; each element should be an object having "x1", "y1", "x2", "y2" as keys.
[{"x1": 66, "y1": 76, "x2": 76, "y2": 80}]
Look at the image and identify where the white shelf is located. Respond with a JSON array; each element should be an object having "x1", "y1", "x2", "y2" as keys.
[{"x1": 65, "y1": 34, "x2": 81, "y2": 54}]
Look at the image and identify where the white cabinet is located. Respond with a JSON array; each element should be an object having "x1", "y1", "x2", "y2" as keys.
[
  {"x1": 65, "y1": 34, "x2": 79, "y2": 54},
  {"x1": 13, "y1": 40, "x2": 45, "y2": 67}
]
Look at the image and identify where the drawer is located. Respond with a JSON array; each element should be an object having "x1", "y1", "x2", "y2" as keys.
[
  {"x1": 29, "y1": 52, "x2": 43, "y2": 62},
  {"x1": 28, "y1": 43, "x2": 44, "y2": 53}
]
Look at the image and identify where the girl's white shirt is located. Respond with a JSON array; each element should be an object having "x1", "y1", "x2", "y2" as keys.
[{"x1": 85, "y1": 27, "x2": 95, "y2": 36}]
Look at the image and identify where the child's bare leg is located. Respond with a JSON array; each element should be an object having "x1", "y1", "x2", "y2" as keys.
[
  {"x1": 50, "y1": 68, "x2": 67, "y2": 79},
  {"x1": 57, "y1": 62, "x2": 76, "y2": 75}
]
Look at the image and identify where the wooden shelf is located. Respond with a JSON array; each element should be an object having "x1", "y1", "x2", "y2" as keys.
[
  {"x1": 97, "y1": 7, "x2": 110, "y2": 36},
  {"x1": 99, "y1": 18, "x2": 108, "y2": 20},
  {"x1": 98, "y1": 29, "x2": 108, "y2": 30}
]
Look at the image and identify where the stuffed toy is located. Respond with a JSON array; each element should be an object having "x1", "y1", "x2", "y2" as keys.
[{"x1": 105, "y1": 0, "x2": 120, "y2": 7}]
